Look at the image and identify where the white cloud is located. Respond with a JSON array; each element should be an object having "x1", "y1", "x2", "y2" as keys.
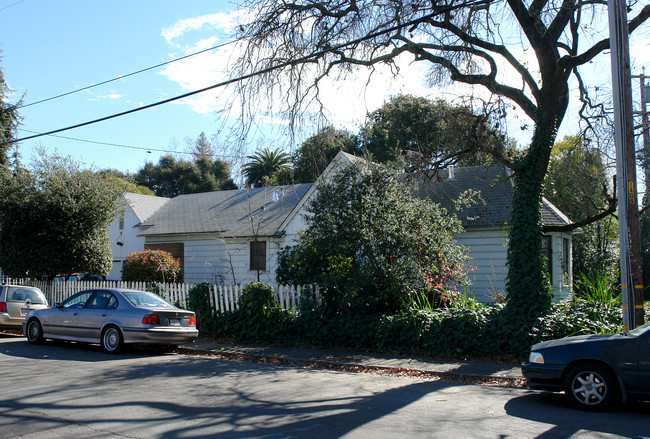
[{"x1": 161, "y1": 10, "x2": 245, "y2": 45}]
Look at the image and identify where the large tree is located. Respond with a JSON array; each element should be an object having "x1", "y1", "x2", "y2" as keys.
[
  {"x1": 135, "y1": 154, "x2": 237, "y2": 197},
  {"x1": 293, "y1": 126, "x2": 361, "y2": 183},
  {"x1": 0, "y1": 153, "x2": 123, "y2": 279},
  {"x1": 277, "y1": 161, "x2": 469, "y2": 314},
  {"x1": 361, "y1": 94, "x2": 512, "y2": 171},
  {"x1": 233, "y1": 0, "x2": 650, "y2": 338},
  {"x1": 0, "y1": 59, "x2": 21, "y2": 175}
]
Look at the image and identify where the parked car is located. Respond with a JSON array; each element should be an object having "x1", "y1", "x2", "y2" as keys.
[
  {"x1": 0, "y1": 285, "x2": 49, "y2": 330},
  {"x1": 23, "y1": 288, "x2": 198, "y2": 353},
  {"x1": 521, "y1": 321, "x2": 650, "y2": 410}
]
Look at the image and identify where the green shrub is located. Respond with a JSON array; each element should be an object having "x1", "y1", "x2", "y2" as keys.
[
  {"x1": 187, "y1": 282, "x2": 213, "y2": 332},
  {"x1": 199, "y1": 283, "x2": 626, "y2": 360},
  {"x1": 121, "y1": 249, "x2": 182, "y2": 283}
]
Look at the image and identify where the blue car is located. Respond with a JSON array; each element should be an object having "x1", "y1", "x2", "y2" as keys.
[{"x1": 522, "y1": 320, "x2": 650, "y2": 410}]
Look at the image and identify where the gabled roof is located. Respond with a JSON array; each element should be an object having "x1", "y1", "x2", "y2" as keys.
[
  {"x1": 123, "y1": 193, "x2": 170, "y2": 224},
  {"x1": 412, "y1": 164, "x2": 571, "y2": 228},
  {"x1": 278, "y1": 151, "x2": 366, "y2": 232},
  {"x1": 137, "y1": 184, "x2": 312, "y2": 238}
]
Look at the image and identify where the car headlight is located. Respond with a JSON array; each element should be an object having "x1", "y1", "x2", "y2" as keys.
[{"x1": 529, "y1": 352, "x2": 545, "y2": 364}]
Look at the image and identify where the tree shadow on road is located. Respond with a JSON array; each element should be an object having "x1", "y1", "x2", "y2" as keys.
[
  {"x1": 505, "y1": 391, "x2": 650, "y2": 438},
  {"x1": 1, "y1": 341, "x2": 458, "y2": 438}
]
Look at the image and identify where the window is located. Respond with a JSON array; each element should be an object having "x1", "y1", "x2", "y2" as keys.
[
  {"x1": 119, "y1": 217, "x2": 124, "y2": 230},
  {"x1": 250, "y1": 241, "x2": 267, "y2": 271},
  {"x1": 542, "y1": 235, "x2": 553, "y2": 284},
  {"x1": 562, "y1": 238, "x2": 570, "y2": 285}
]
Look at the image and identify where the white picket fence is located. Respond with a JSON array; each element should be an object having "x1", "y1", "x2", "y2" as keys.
[{"x1": 3, "y1": 278, "x2": 318, "y2": 316}]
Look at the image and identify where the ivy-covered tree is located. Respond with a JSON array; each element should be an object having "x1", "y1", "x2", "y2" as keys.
[
  {"x1": 0, "y1": 152, "x2": 122, "y2": 279},
  {"x1": 232, "y1": 0, "x2": 650, "y2": 341},
  {"x1": 293, "y1": 126, "x2": 362, "y2": 183},
  {"x1": 277, "y1": 161, "x2": 469, "y2": 315},
  {"x1": 360, "y1": 95, "x2": 511, "y2": 171},
  {"x1": 135, "y1": 154, "x2": 236, "y2": 197}
]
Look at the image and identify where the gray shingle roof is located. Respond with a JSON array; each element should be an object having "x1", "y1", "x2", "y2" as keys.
[
  {"x1": 123, "y1": 193, "x2": 170, "y2": 224},
  {"x1": 412, "y1": 164, "x2": 570, "y2": 228},
  {"x1": 138, "y1": 184, "x2": 312, "y2": 238}
]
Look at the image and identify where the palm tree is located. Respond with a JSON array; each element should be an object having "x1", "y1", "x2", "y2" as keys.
[{"x1": 242, "y1": 147, "x2": 291, "y2": 187}]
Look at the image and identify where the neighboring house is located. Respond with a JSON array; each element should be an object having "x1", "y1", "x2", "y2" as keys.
[
  {"x1": 107, "y1": 193, "x2": 170, "y2": 280},
  {"x1": 412, "y1": 164, "x2": 574, "y2": 302},
  {"x1": 136, "y1": 184, "x2": 312, "y2": 285}
]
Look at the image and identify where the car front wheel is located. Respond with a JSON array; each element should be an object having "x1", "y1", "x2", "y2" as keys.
[
  {"x1": 101, "y1": 326, "x2": 123, "y2": 354},
  {"x1": 26, "y1": 319, "x2": 44, "y2": 344},
  {"x1": 563, "y1": 363, "x2": 617, "y2": 410}
]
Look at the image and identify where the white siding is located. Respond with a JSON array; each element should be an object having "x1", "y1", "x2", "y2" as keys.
[
  {"x1": 107, "y1": 206, "x2": 146, "y2": 280},
  {"x1": 144, "y1": 234, "x2": 289, "y2": 285},
  {"x1": 457, "y1": 228, "x2": 573, "y2": 303},
  {"x1": 455, "y1": 229, "x2": 509, "y2": 303}
]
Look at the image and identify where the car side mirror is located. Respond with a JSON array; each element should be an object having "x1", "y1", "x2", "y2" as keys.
[{"x1": 54, "y1": 302, "x2": 62, "y2": 308}]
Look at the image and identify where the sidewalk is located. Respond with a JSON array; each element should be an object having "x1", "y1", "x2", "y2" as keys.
[{"x1": 180, "y1": 338, "x2": 524, "y2": 386}]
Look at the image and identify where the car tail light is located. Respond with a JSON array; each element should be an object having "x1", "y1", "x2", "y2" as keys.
[
  {"x1": 189, "y1": 316, "x2": 196, "y2": 326},
  {"x1": 142, "y1": 314, "x2": 160, "y2": 325},
  {"x1": 0, "y1": 302, "x2": 6, "y2": 313}
]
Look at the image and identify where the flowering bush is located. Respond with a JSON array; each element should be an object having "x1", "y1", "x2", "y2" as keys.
[{"x1": 121, "y1": 249, "x2": 182, "y2": 283}]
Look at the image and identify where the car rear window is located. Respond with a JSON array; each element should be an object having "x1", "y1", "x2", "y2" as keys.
[
  {"x1": 122, "y1": 291, "x2": 174, "y2": 308},
  {"x1": 6, "y1": 287, "x2": 47, "y2": 304}
]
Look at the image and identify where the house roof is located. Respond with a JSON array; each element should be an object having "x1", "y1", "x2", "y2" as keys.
[
  {"x1": 411, "y1": 164, "x2": 571, "y2": 228},
  {"x1": 137, "y1": 184, "x2": 312, "y2": 238},
  {"x1": 123, "y1": 193, "x2": 170, "y2": 224}
]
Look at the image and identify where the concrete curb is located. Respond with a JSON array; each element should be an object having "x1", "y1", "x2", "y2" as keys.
[{"x1": 176, "y1": 346, "x2": 527, "y2": 389}]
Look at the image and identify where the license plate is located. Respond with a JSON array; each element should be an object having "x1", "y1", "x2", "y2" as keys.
[
  {"x1": 168, "y1": 319, "x2": 181, "y2": 327},
  {"x1": 21, "y1": 309, "x2": 31, "y2": 316}
]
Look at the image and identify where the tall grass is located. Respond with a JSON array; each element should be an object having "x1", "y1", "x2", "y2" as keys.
[{"x1": 574, "y1": 270, "x2": 621, "y2": 307}]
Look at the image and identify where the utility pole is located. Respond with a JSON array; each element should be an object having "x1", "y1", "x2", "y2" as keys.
[{"x1": 608, "y1": 0, "x2": 645, "y2": 329}]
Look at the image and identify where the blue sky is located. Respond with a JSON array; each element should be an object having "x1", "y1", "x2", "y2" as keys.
[{"x1": 1, "y1": 0, "x2": 649, "y2": 194}]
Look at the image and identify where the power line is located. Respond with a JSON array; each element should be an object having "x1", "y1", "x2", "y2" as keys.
[
  {"x1": 20, "y1": 129, "x2": 243, "y2": 159},
  {"x1": 3, "y1": 0, "x2": 492, "y2": 147},
  {"x1": 0, "y1": 0, "x2": 26, "y2": 12},
  {"x1": 18, "y1": 38, "x2": 241, "y2": 109}
]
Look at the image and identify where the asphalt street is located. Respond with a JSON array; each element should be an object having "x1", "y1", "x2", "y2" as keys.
[{"x1": 1, "y1": 335, "x2": 649, "y2": 438}]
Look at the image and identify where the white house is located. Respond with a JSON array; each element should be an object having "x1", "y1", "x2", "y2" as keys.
[
  {"x1": 116, "y1": 152, "x2": 574, "y2": 302},
  {"x1": 134, "y1": 184, "x2": 312, "y2": 285},
  {"x1": 107, "y1": 193, "x2": 170, "y2": 280}
]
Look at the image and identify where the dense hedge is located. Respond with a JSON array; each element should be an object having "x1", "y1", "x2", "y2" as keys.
[{"x1": 193, "y1": 283, "x2": 631, "y2": 360}]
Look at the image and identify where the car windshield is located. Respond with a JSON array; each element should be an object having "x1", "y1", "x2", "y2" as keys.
[
  {"x1": 628, "y1": 320, "x2": 650, "y2": 337},
  {"x1": 6, "y1": 287, "x2": 47, "y2": 304},
  {"x1": 122, "y1": 291, "x2": 174, "y2": 308}
]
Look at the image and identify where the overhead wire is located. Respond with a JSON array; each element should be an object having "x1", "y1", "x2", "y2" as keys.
[
  {"x1": 3, "y1": 0, "x2": 493, "y2": 147},
  {"x1": 18, "y1": 38, "x2": 242, "y2": 109},
  {"x1": 20, "y1": 129, "x2": 244, "y2": 159}
]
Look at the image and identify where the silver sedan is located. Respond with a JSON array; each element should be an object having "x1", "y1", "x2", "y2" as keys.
[{"x1": 23, "y1": 288, "x2": 199, "y2": 353}]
